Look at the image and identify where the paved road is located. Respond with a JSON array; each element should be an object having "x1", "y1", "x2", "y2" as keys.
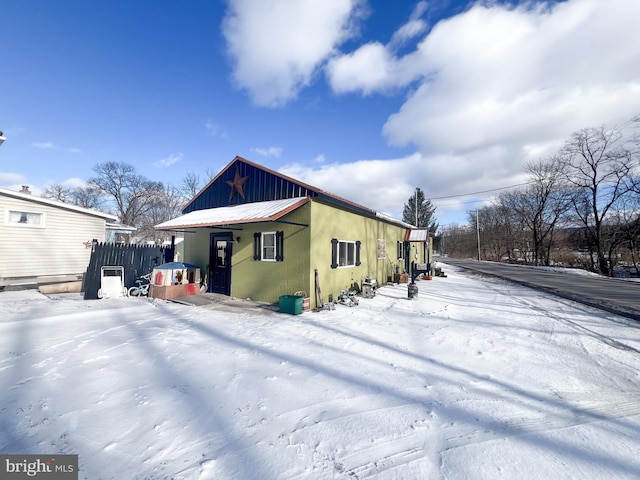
[{"x1": 437, "y1": 258, "x2": 640, "y2": 321}]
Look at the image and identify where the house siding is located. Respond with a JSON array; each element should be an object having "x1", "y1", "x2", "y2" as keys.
[
  {"x1": 177, "y1": 199, "x2": 424, "y2": 309},
  {"x1": 309, "y1": 200, "x2": 421, "y2": 306},
  {"x1": 181, "y1": 203, "x2": 312, "y2": 304},
  {"x1": 0, "y1": 195, "x2": 107, "y2": 284}
]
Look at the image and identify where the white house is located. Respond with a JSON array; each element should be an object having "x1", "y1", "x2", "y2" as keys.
[{"x1": 0, "y1": 186, "x2": 117, "y2": 288}]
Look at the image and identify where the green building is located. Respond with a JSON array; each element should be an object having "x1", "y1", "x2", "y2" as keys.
[{"x1": 155, "y1": 157, "x2": 430, "y2": 309}]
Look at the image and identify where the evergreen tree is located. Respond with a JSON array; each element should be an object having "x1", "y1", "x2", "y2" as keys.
[{"x1": 403, "y1": 188, "x2": 439, "y2": 235}]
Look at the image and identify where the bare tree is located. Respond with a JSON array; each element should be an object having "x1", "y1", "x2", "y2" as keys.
[
  {"x1": 468, "y1": 204, "x2": 523, "y2": 262},
  {"x1": 558, "y1": 124, "x2": 637, "y2": 275},
  {"x1": 43, "y1": 183, "x2": 72, "y2": 203},
  {"x1": 136, "y1": 186, "x2": 184, "y2": 243},
  {"x1": 440, "y1": 223, "x2": 476, "y2": 259},
  {"x1": 70, "y1": 185, "x2": 106, "y2": 210},
  {"x1": 174, "y1": 171, "x2": 206, "y2": 204},
  {"x1": 502, "y1": 157, "x2": 572, "y2": 266},
  {"x1": 43, "y1": 183, "x2": 105, "y2": 210},
  {"x1": 88, "y1": 162, "x2": 164, "y2": 227}
]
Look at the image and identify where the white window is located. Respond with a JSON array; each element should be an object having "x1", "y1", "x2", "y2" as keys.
[
  {"x1": 338, "y1": 240, "x2": 355, "y2": 267},
  {"x1": 331, "y1": 238, "x2": 361, "y2": 269},
  {"x1": 253, "y1": 231, "x2": 284, "y2": 262},
  {"x1": 7, "y1": 210, "x2": 45, "y2": 227},
  {"x1": 262, "y1": 232, "x2": 276, "y2": 261}
]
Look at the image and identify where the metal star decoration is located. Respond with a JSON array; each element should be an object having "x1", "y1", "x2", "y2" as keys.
[{"x1": 226, "y1": 168, "x2": 249, "y2": 201}]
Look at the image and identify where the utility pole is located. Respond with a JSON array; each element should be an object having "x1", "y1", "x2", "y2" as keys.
[
  {"x1": 415, "y1": 188, "x2": 418, "y2": 227},
  {"x1": 476, "y1": 208, "x2": 481, "y2": 261}
]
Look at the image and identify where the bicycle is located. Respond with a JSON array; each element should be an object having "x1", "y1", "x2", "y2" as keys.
[{"x1": 128, "y1": 273, "x2": 152, "y2": 297}]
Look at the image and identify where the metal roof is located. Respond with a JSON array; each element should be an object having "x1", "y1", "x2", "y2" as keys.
[
  {"x1": 0, "y1": 187, "x2": 118, "y2": 221},
  {"x1": 155, "y1": 196, "x2": 310, "y2": 230},
  {"x1": 405, "y1": 228, "x2": 430, "y2": 242}
]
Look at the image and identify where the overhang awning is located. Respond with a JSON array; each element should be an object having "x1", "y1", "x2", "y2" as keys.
[
  {"x1": 405, "y1": 228, "x2": 430, "y2": 242},
  {"x1": 155, "y1": 196, "x2": 310, "y2": 231}
]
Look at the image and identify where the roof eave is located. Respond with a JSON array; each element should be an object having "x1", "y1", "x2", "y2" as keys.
[{"x1": 156, "y1": 197, "x2": 309, "y2": 231}]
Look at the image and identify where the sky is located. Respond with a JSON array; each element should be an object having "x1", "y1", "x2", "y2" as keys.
[
  {"x1": 1, "y1": 0, "x2": 639, "y2": 226},
  {"x1": 2, "y1": 265, "x2": 640, "y2": 478}
]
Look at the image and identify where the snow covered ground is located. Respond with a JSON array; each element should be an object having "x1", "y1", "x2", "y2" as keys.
[{"x1": 1, "y1": 263, "x2": 640, "y2": 479}]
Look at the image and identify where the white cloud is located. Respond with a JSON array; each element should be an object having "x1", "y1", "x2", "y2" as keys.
[
  {"x1": 61, "y1": 177, "x2": 88, "y2": 188},
  {"x1": 205, "y1": 119, "x2": 229, "y2": 139},
  {"x1": 32, "y1": 142, "x2": 56, "y2": 149},
  {"x1": 381, "y1": 0, "x2": 640, "y2": 156},
  {"x1": 0, "y1": 172, "x2": 27, "y2": 187},
  {"x1": 280, "y1": 154, "x2": 421, "y2": 218},
  {"x1": 222, "y1": 0, "x2": 364, "y2": 107},
  {"x1": 320, "y1": 0, "x2": 640, "y2": 223},
  {"x1": 389, "y1": 1, "x2": 428, "y2": 47},
  {"x1": 222, "y1": 0, "x2": 640, "y2": 225},
  {"x1": 157, "y1": 153, "x2": 183, "y2": 168},
  {"x1": 326, "y1": 42, "x2": 400, "y2": 95},
  {"x1": 67, "y1": 148, "x2": 83, "y2": 154},
  {"x1": 251, "y1": 146, "x2": 283, "y2": 157},
  {"x1": 280, "y1": 150, "x2": 529, "y2": 222}
]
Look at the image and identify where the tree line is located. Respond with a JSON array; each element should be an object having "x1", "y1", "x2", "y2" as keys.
[
  {"x1": 440, "y1": 118, "x2": 640, "y2": 277},
  {"x1": 43, "y1": 163, "x2": 213, "y2": 243}
]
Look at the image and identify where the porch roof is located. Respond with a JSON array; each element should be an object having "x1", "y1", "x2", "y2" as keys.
[
  {"x1": 155, "y1": 196, "x2": 310, "y2": 231},
  {"x1": 405, "y1": 228, "x2": 430, "y2": 242}
]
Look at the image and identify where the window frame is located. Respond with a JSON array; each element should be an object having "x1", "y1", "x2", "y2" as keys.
[
  {"x1": 331, "y1": 238, "x2": 361, "y2": 269},
  {"x1": 261, "y1": 231, "x2": 277, "y2": 262},
  {"x1": 6, "y1": 209, "x2": 46, "y2": 228},
  {"x1": 253, "y1": 230, "x2": 284, "y2": 262}
]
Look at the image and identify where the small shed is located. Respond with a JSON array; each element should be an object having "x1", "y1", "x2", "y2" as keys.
[{"x1": 149, "y1": 261, "x2": 201, "y2": 300}]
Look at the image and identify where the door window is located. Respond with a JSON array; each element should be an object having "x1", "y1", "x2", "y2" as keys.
[{"x1": 216, "y1": 241, "x2": 227, "y2": 267}]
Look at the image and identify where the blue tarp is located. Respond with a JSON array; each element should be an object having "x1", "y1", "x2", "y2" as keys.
[{"x1": 155, "y1": 261, "x2": 199, "y2": 270}]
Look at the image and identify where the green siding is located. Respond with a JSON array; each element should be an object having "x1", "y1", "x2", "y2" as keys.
[
  {"x1": 309, "y1": 201, "x2": 422, "y2": 308},
  {"x1": 179, "y1": 202, "x2": 312, "y2": 305},
  {"x1": 178, "y1": 199, "x2": 427, "y2": 309},
  {"x1": 230, "y1": 204, "x2": 311, "y2": 302}
]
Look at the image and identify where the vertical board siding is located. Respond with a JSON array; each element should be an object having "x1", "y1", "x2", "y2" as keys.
[
  {"x1": 184, "y1": 160, "x2": 318, "y2": 213},
  {"x1": 83, "y1": 242, "x2": 172, "y2": 299},
  {"x1": 183, "y1": 159, "x2": 372, "y2": 217}
]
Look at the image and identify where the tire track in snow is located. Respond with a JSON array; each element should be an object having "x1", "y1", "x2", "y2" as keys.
[
  {"x1": 441, "y1": 394, "x2": 640, "y2": 452},
  {"x1": 481, "y1": 281, "x2": 640, "y2": 355},
  {"x1": 327, "y1": 393, "x2": 640, "y2": 478}
]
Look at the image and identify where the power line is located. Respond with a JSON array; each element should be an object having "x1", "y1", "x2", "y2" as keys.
[
  {"x1": 429, "y1": 181, "x2": 533, "y2": 201},
  {"x1": 434, "y1": 198, "x2": 491, "y2": 207}
]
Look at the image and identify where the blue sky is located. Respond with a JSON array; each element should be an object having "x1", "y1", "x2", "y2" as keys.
[{"x1": 1, "y1": 0, "x2": 639, "y2": 226}]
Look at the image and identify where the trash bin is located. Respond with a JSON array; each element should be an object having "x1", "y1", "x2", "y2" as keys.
[
  {"x1": 279, "y1": 295, "x2": 303, "y2": 315},
  {"x1": 408, "y1": 283, "x2": 418, "y2": 299}
]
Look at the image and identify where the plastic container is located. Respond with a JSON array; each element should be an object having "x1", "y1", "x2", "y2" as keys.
[{"x1": 279, "y1": 295, "x2": 303, "y2": 315}]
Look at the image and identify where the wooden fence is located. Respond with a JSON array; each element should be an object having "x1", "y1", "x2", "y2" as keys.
[{"x1": 83, "y1": 242, "x2": 173, "y2": 299}]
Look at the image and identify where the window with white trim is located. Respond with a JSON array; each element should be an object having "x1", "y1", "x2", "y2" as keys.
[
  {"x1": 253, "y1": 231, "x2": 284, "y2": 262},
  {"x1": 262, "y1": 232, "x2": 276, "y2": 261},
  {"x1": 331, "y1": 238, "x2": 361, "y2": 268},
  {"x1": 7, "y1": 210, "x2": 45, "y2": 227}
]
